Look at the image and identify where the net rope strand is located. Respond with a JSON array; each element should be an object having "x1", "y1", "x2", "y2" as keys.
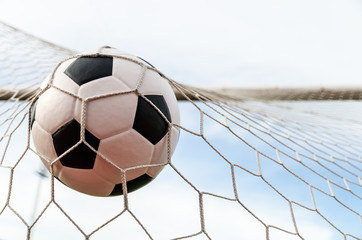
[{"x1": 0, "y1": 21, "x2": 361, "y2": 240}]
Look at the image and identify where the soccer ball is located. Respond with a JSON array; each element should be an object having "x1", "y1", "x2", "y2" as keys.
[{"x1": 30, "y1": 47, "x2": 180, "y2": 197}]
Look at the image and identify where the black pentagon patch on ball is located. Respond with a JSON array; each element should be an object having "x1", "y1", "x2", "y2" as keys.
[
  {"x1": 52, "y1": 119, "x2": 100, "y2": 169},
  {"x1": 133, "y1": 95, "x2": 171, "y2": 145},
  {"x1": 110, "y1": 174, "x2": 153, "y2": 196},
  {"x1": 64, "y1": 56, "x2": 113, "y2": 86},
  {"x1": 29, "y1": 98, "x2": 38, "y2": 129}
]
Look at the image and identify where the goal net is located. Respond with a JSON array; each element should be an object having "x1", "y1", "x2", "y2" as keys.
[{"x1": 0, "y1": 21, "x2": 361, "y2": 240}]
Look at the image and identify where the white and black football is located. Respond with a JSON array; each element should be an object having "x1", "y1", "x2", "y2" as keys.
[{"x1": 30, "y1": 47, "x2": 180, "y2": 197}]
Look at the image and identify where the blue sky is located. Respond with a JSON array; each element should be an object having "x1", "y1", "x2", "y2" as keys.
[
  {"x1": 0, "y1": 0, "x2": 361, "y2": 239},
  {"x1": 0, "y1": 99, "x2": 360, "y2": 239}
]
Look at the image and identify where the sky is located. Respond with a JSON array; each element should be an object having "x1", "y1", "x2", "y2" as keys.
[
  {"x1": 0, "y1": 0, "x2": 362, "y2": 87},
  {"x1": 0, "y1": 0, "x2": 361, "y2": 240},
  {"x1": 2, "y1": 100, "x2": 360, "y2": 240}
]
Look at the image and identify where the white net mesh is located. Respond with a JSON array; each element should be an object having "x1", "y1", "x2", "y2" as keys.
[{"x1": 0, "y1": 21, "x2": 361, "y2": 240}]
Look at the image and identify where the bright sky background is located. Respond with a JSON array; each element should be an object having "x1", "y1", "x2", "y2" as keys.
[
  {"x1": 0, "y1": 1, "x2": 361, "y2": 240},
  {"x1": 0, "y1": 0, "x2": 362, "y2": 87}
]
